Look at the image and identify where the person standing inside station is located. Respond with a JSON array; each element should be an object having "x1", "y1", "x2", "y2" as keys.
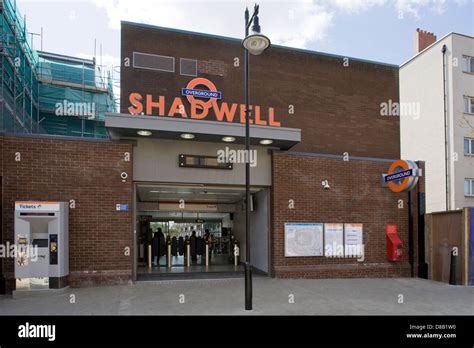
[
  {"x1": 190, "y1": 230, "x2": 197, "y2": 262},
  {"x1": 155, "y1": 228, "x2": 165, "y2": 266}
]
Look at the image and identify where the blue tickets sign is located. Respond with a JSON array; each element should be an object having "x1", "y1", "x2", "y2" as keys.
[{"x1": 116, "y1": 204, "x2": 129, "y2": 212}]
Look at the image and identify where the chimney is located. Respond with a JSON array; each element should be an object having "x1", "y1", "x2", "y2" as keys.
[{"x1": 414, "y1": 28, "x2": 437, "y2": 54}]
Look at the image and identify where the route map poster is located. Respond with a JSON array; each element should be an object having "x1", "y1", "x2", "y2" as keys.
[{"x1": 284, "y1": 223, "x2": 324, "y2": 257}]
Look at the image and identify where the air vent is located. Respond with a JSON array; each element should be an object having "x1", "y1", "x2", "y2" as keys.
[
  {"x1": 133, "y1": 52, "x2": 175, "y2": 72},
  {"x1": 197, "y1": 60, "x2": 226, "y2": 76},
  {"x1": 180, "y1": 58, "x2": 197, "y2": 76}
]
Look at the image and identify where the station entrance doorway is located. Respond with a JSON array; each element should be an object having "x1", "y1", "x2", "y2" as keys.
[
  {"x1": 138, "y1": 214, "x2": 234, "y2": 269},
  {"x1": 135, "y1": 183, "x2": 270, "y2": 280}
]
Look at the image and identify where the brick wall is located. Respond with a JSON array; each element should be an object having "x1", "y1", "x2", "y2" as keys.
[
  {"x1": 198, "y1": 60, "x2": 227, "y2": 76},
  {"x1": 0, "y1": 135, "x2": 134, "y2": 293},
  {"x1": 271, "y1": 152, "x2": 422, "y2": 278}
]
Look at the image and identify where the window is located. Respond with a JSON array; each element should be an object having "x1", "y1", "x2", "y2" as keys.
[
  {"x1": 463, "y1": 55, "x2": 474, "y2": 73},
  {"x1": 465, "y1": 138, "x2": 474, "y2": 155},
  {"x1": 180, "y1": 58, "x2": 197, "y2": 76},
  {"x1": 465, "y1": 178, "x2": 474, "y2": 197},
  {"x1": 464, "y1": 96, "x2": 474, "y2": 114},
  {"x1": 133, "y1": 52, "x2": 175, "y2": 72}
]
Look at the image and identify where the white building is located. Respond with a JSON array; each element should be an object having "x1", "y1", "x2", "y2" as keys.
[{"x1": 400, "y1": 29, "x2": 474, "y2": 213}]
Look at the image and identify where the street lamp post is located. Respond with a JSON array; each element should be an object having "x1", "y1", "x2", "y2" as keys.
[{"x1": 242, "y1": 4, "x2": 270, "y2": 311}]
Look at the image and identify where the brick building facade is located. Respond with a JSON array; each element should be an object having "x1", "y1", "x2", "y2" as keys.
[
  {"x1": 0, "y1": 21, "x2": 426, "y2": 293},
  {"x1": 271, "y1": 152, "x2": 424, "y2": 278}
]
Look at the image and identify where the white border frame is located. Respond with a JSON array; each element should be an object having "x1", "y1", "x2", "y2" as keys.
[
  {"x1": 132, "y1": 52, "x2": 175, "y2": 73},
  {"x1": 284, "y1": 222, "x2": 324, "y2": 257},
  {"x1": 180, "y1": 58, "x2": 197, "y2": 77}
]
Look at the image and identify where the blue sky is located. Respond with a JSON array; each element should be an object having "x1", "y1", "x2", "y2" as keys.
[
  {"x1": 16, "y1": 0, "x2": 474, "y2": 70},
  {"x1": 323, "y1": 2, "x2": 474, "y2": 64}
]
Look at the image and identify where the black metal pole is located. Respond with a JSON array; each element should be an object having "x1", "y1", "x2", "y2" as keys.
[
  {"x1": 442, "y1": 45, "x2": 449, "y2": 211},
  {"x1": 244, "y1": 6, "x2": 252, "y2": 311}
]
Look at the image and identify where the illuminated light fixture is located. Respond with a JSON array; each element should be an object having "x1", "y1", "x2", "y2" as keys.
[
  {"x1": 137, "y1": 130, "x2": 152, "y2": 136},
  {"x1": 180, "y1": 133, "x2": 195, "y2": 139},
  {"x1": 259, "y1": 139, "x2": 273, "y2": 145},
  {"x1": 222, "y1": 136, "x2": 236, "y2": 142}
]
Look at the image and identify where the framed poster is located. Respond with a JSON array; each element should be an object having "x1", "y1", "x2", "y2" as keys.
[
  {"x1": 344, "y1": 223, "x2": 363, "y2": 257},
  {"x1": 324, "y1": 223, "x2": 344, "y2": 257},
  {"x1": 284, "y1": 223, "x2": 323, "y2": 257}
]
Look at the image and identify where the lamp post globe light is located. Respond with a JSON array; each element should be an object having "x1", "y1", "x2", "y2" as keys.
[
  {"x1": 243, "y1": 15, "x2": 271, "y2": 55},
  {"x1": 242, "y1": 3, "x2": 270, "y2": 311}
]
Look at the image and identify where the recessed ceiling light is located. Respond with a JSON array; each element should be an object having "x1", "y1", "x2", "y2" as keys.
[
  {"x1": 137, "y1": 130, "x2": 152, "y2": 136},
  {"x1": 180, "y1": 133, "x2": 195, "y2": 139},
  {"x1": 222, "y1": 136, "x2": 236, "y2": 143},
  {"x1": 259, "y1": 139, "x2": 273, "y2": 145}
]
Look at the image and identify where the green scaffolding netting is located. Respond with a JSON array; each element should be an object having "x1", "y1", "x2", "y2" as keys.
[
  {"x1": 39, "y1": 84, "x2": 114, "y2": 120},
  {"x1": 37, "y1": 59, "x2": 98, "y2": 88},
  {"x1": 39, "y1": 111, "x2": 108, "y2": 139}
]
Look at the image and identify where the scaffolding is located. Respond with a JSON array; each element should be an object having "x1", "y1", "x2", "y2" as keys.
[
  {"x1": 0, "y1": 0, "x2": 115, "y2": 138},
  {"x1": 0, "y1": 0, "x2": 40, "y2": 134},
  {"x1": 37, "y1": 51, "x2": 115, "y2": 138}
]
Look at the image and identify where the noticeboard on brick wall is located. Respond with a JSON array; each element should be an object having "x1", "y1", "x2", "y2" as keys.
[
  {"x1": 284, "y1": 223, "x2": 324, "y2": 257},
  {"x1": 324, "y1": 223, "x2": 344, "y2": 257},
  {"x1": 285, "y1": 222, "x2": 363, "y2": 257},
  {"x1": 344, "y1": 223, "x2": 364, "y2": 257}
]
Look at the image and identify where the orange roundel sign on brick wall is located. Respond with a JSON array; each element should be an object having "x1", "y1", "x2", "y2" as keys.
[{"x1": 384, "y1": 160, "x2": 421, "y2": 193}]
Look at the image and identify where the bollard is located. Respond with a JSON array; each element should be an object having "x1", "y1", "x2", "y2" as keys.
[
  {"x1": 186, "y1": 241, "x2": 191, "y2": 268},
  {"x1": 167, "y1": 242, "x2": 172, "y2": 268},
  {"x1": 148, "y1": 244, "x2": 152, "y2": 269},
  {"x1": 205, "y1": 241, "x2": 209, "y2": 267},
  {"x1": 449, "y1": 248, "x2": 457, "y2": 285}
]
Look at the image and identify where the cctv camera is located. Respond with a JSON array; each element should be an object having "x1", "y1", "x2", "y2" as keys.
[
  {"x1": 322, "y1": 180, "x2": 330, "y2": 189},
  {"x1": 121, "y1": 172, "x2": 128, "y2": 180}
]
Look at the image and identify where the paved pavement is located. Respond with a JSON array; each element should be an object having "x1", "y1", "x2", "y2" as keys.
[{"x1": 0, "y1": 278, "x2": 473, "y2": 315}]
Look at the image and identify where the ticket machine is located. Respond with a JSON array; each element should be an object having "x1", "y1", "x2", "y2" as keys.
[{"x1": 14, "y1": 202, "x2": 69, "y2": 290}]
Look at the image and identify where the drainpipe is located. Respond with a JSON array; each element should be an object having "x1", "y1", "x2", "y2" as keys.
[
  {"x1": 442, "y1": 44, "x2": 449, "y2": 211},
  {"x1": 408, "y1": 190, "x2": 415, "y2": 277}
]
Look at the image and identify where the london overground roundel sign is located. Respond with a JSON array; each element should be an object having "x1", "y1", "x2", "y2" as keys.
[{"x1": 384, "y1": 160, "x2": 421, "y2": 193}]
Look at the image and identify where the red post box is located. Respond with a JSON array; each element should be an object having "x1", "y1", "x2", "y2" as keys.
[{"x1": 386, "y1": 224, "x2": 402, "y2": 261}]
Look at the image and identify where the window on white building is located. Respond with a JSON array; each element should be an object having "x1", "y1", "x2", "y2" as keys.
[
  {"x1": 464, "y1": 96, "x2": 474, "y2": 114},
  {"x1": 463, "y1": 55, "x2": 474, "y2": 73},
  {"x1": 465, "y1": 178, "x2": 474, "y2": 197},
  {"x1": 465, "y1": 138, "x2": 474, "y2": 155}
]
